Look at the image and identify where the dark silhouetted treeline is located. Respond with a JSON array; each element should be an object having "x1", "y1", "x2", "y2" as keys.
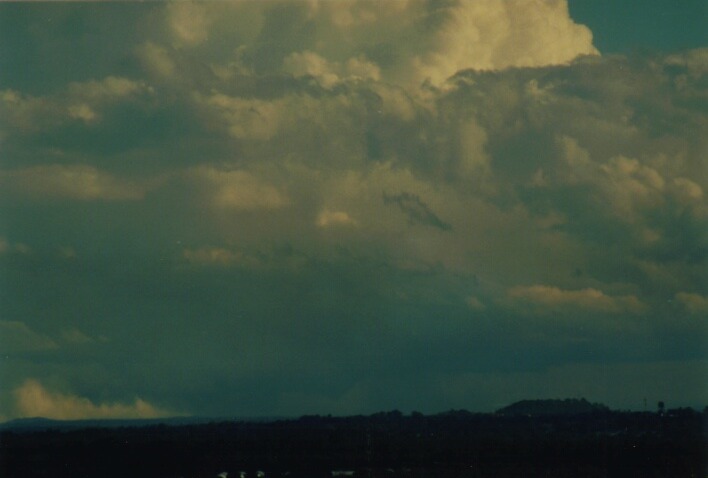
[{"x1": 1, "y1": 406, "x2": 706, "y2": 478}]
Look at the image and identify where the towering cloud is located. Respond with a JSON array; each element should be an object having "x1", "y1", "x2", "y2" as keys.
[{"x1": 0, "y1": 1, "x2": 705, "y2": 419}]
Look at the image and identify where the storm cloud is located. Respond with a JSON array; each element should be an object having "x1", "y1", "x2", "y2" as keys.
[{"x1": 0, "y1": 1, "x2": 705, "y2": 420}]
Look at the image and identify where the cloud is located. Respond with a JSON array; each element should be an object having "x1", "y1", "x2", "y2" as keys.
[
  {"x1": 1, "y1": 76, "x2": 151, "y2": 131},
  {"x1": 598, "y1": 155, "x2": 666, "y2": 222},
  {"x1": 0, "y1": 2, "x2": 705, "y2": 417},
  {"x1": 295, "y1": 0, "x2": 596, "y2": 85},
  {"x1": 67, "y1": 76, "x2": 150, "y2": 102},
  {"x1": 0, "y1": 321, "x2": 99, "y2": 356},
  {"x1": 166, "y1": 1, "x2": 209, "y2": 47},
  {"x1": 129, "y1": 0, "x2": 596, "y2": 91},
  {"x1": 0, "y1": 321, "x2": 58, "y2": 354},
  {"x1": 675, "y1": 292, "x2": 708, "y2": 314},
  {"x1": 408, "y1": 0, "x2": 598, "y2": 85},
  {"x1": 283, "y1": 50, "x2": 343, "y2": 88},
  {"x1": 383, "y1": 192, "x2": 452, "y2": 231},
  {"x1": 184, "y1": 167, "x2": 289, "y2": 211},
  {"x1": 508, "y1": 285, "x2": 647, "y2": 314},
  {"x1": 0, "y1": 89, "x2": 60, "y2": 133},
  {"x1": 182, "y1": 246, "x2": 266, "y2": 269},
  {"x1": 197, "y1": 93, "x2": 284, "y2": 141},
  {"x1": 183, "y1": 246, "x2": 239, "y2": 267},
  {"x1": 466, "y1": 296, "x2": 486, "y2": 311},
  {"x1": 12, "y1": 380, "x2": 176, "y2": 420},
  {"x1": 60, "y1": 328, "x2": 96, "y2": 345},
  {"x1": 316, "y1": 209, "x2": 357, "y2": 228},
  {"x1": 0, "y1": 237, "x2": 31, "y2": 256},
  {"x1": 0, "y1": 165, "x2": 145, "y2": 201},
  {"x1": 135, "y1": 41, "x2": 176, "y2": 78},
  {"x1": 283, "y1": 50, "x2": 381, "y2": 88}
]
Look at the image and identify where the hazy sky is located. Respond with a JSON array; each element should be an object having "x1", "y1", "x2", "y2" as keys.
[{"x1": 0, "y1": 0, "x2": 706, "y2": 421}]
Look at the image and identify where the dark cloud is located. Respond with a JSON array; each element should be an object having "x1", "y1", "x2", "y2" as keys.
[{"x1": 383, "y1": 192, "x2": 452, "y2": 231}]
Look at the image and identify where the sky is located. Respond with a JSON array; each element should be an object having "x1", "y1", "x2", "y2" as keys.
[{"x1": 0, "y1": 0, "x2": 706, "y2": 421}]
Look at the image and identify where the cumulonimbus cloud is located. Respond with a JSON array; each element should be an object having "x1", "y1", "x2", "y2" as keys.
[
  {"x1": 149, "y1": 0, "x2": 597, "y2": 88},
  {"x1": 1, "y1": 1, "x2": 705, "y2": 417}
]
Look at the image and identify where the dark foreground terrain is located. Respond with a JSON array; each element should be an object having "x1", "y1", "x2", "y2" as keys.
[{"x1": 1, "y1": 405, "x2": 706, "y2": 478}]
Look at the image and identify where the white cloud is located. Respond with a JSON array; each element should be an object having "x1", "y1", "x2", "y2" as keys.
[
  {"x1": 142, "y1": 0, "x2": 596, "y2": 90},
  {"x1": 0, "y1": 165, "x2": 145, "y2": 201},
  {"x1": 552, "y1": 138, "x2": 668, "y2": 213},
  {"x1": 283, "y1": 51, "x2": 342, "y2": 88},
  {"x1": 409, "y1": 0, "x2": 598, "y2": 85},
  {"x1": 345, "y1": 55, "x2": 382, "y2": 82},
  {"x1": 316, "y1": 209, "x2": 357, "y2": 228},
  {"x1": 508, "y1": 285, "x2": 647, "y2": 314},
  {"x1": 283, "y1": 51, "x2": 381, "y2": 88},
  {"x1": 185, "y1": 167, "x2": 289, "y2": 211},
  {"x1": 12, "y1": 380, "x2": 176, "y2": 420},
  {"x1": 67, "y1": 103, "x2": 97, "y2": 122}
]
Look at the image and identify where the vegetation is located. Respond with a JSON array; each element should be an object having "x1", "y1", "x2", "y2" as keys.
[{"x1": 1, "y1": 403, "x2": 705, "y2": 478}]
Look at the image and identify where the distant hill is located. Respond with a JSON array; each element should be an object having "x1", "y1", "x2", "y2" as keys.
[
  {"x1": 496, "y1": 398, "x2": 610, "y2": 417},
  {"x1": 0, "y1": 416, "x2": 205, "y2": 431},
  {"x1": 0, "y1": 416, "x2": 285, "y2": 432}
]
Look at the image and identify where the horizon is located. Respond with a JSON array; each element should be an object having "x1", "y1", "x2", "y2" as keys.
[
  {"x1": 1, "y1": 0, "x2": 706, "y2": 422},
  {"x1": 1, "y1": 394, "x2": 704, "y2": 425},
  {"x1": 4, "y1": 401, "x2": 703, "y2": 426}
]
